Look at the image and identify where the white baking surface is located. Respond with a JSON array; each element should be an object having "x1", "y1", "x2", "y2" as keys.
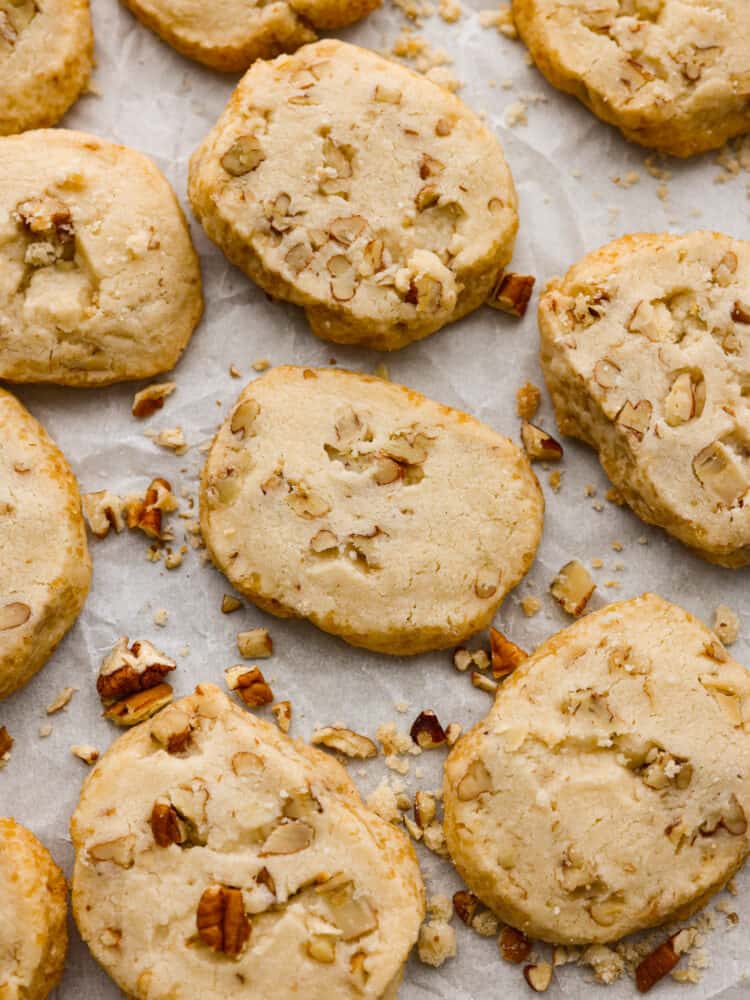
[{"x1": 2, "y1": 1, "x2": 750, "y2": 997}]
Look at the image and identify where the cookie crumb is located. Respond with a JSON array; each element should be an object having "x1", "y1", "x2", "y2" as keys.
[
  {"x1": 713, "y1": 604, "x2": 740, "y2": 645},
  {"x1": 153, "y1": 608, "x2": 168, "y2": 627},
  {"x1": 517, "y1": 381, "x2": 541, "y2": 420},
  {"x1": 71, "y1": 744, "x2": 99, "y2": 765},
  {"x1": 252, "y1": 358, "x2": 270, "y2": 372},
  {"x1": 521, "y1": 595, "x2": 541, "y2": 617},
  {"x1": 418, "y1": 919, "x2": 456, "y2": 967}
]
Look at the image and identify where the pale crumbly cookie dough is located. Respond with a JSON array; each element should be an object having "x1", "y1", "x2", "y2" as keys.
[
  {"x1": 0, "y1": 390, "x2": 90, "y2": 699},
  {"x1": 512, "y1": 0, "x2": 750, "y2": 157},
  {"x1": 120, "y1": 0, "x2": 381, "y2": 72},
  {"x1": 71, "y1": 684, "x2": 425, "y2": 1000},
  {"x1": 0, "y1": 818, "x2": 68, "y2": 1000},
  {"x1": 444, "y1": 594, "x2": 750, "y2": 945},
  {"x1": 0, "y1": 129, "x2": 203, "y2": 386},
  {"x1": 539, "y1": 231, "x2": 750, "y2": 567},
  {"x1": 0, "y1": 0, "x2": 93, "y2": 136},
  {"x1": 188, "y1": 40, "x2": 518, "y2": 351},
  {"x1": 200, "y1": 366, "x2": 543, "y2": 655}
]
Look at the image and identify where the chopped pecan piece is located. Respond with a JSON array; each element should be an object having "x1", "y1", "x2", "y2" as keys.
[
  {"x1": 550, "y1": 560, "x2": 595, "y2": 616},
  {"x1": 499, "y1": 926, "x2": 532, "y2": 964},
  {"x1": 224, "y1": 666, "x2": 273, "y2": 707},
  {"x1": 312, "y1": 726, "x2": 377, "y2": 758},
  {"x1": 487, "y1": 272, "x2": 535, "y2": 317},
  {"x1": 524, "y1": 962, "x2": 553, "y2": 992},
  {"x1": 489, "y1": 627, "x2": 527, "y2": 679},
  {"x1": 410, "y1": 710, "x2": 447, "y2": 749},
  {"x1": 97, "y1": 637, "x2": 176, "y2": 703},
  {"x1": 271, "y1": 700, "x2": 292, "y2": 733},
  {"x1": 103, "y1": 683, "x2": 173, "y2": 726},
  {"x1": 521, "y1": 422, "x2": 563, "y2": 462},
  {"x1": 236, "y1": 628, "x2": 273, "y2": 658},
  {"x1": 132, "y1": 382, "x2": 176, "y2": 419}
]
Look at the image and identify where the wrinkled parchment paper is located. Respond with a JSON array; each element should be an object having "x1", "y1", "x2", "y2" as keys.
[{"x1": 3, "y1": 1, "x2": 750, "y2": 996}]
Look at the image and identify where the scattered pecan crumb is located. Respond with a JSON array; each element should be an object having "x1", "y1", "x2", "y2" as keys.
[
  {"x1": 46, "y1": 686, "x2": 77, "y2": 714},
  {"x1": 453, "y1": 646, "x2": 490, "y2": 672},
  {"x1": 410, "y1": 710, "x2": 447, "y2": 749},
  {"x1": 71, "y1": 744, "x2": 99, "y2": 765},
  {"x1": 487, "y1": 272, "x2": 535, "y2": 317},
  {"x1": 524, "y1": 962, "x2": 553, "y2": 992},
  {"x1": 516, "y1": 381, "x2": 541, "y2": 420},
  {"x1": 236, "y1": 628, "x2": 273, "y2": 659},
  {"x1": 271, "y1": 700, "x2": 291, "y2": 733},
  {"x1": 0, "y1": 726, "x2": 12, "y2": 767},
  {"x1": 311, "y1": 725, "x2": 377, "y2": 758},
  {"x1": 471, "y1": 672, "x2": 498, "y2": 694},
  {"x1": 229, "y1": 364, "x2": 241, "y2": 378},
  {"x1": 499, "y1": 926, "x2": 532, "y2": 964},
  {"x1": 521, "y1": 422, "x2": 563, "y2": 461},
  {"x1": 39, "y1": 723, "x2": 53, "y2": 738},
  {"x1": 221, "y1": 594, "x2": 242, "y2": 614},
  {"x1": 489, "y1": 627, "x2": 527, "y2": 679},
  {"x1": 521, "y1": 595, "x2": 541, "y2": 617},
  {"x1": 713, "y1": 604, "x2": 740, "y2": 645},
  {"x1": 132, "y1": 381, "x2": 176, "y2": 418},
  {"x1": 550, "y1": 560, "x2": 595, "y2": 616},
  {"x1": 152, "y1": 427, "x2": 187, "y2": 454}
]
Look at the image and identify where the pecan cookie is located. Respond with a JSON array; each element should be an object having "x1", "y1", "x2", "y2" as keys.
[
  {"x1": 513, "y1": 0, "x2": 750, "y2": 157},
  {"x1": 121, "y1": 0, "x2": 381, "y2": 72},
  {"x1": 0, "y1": 0, "x2": 93, "y2": 136},
  {"x1": 539, "y1": 231, "x2": 750, "y2": 567},
  {"x1": 0, "y1": 390, "x2": 90, "y2": 699},
  {"x1": 188, "y1": 40, "x2": 519, "y2": 350},
  {"x1": 0, "y1": 818, "x2": 68, "y2": 999},
  {"x1": 444, "y1": 594, "x2": 750, "y2": 945},
  {"x1": 199, "y1": 367, "x2": 543, "y2": 655},
  {"x1": 0, "y1": 129, "x2": 203, "y2": 386},
  {"x1": 71, "y1": 684, "x2": 425, "y2": 999}
]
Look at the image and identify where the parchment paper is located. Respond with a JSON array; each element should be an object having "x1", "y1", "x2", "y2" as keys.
[{"x1": 2, "y1": 1, "x2": 750, "y2": 996}]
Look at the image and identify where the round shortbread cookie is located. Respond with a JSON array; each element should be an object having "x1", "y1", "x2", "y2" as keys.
[
  {"x1": 0, "y1": 390, "x2": 90, "y2": 699},
  {"x1": 71, "y1": 684, "x2": 425, "y2": 1000},
  {"x1": 0, "y1": 129, "x2": 203, "y2": 386},
  {"x1": 120, "y1": 0, "x2": 381, "y2": 72},
  {"x1": 512, "y1": 0, "x2": 750, "y2": 158},
  {"x1": 199, "y1": 366, "x2": 543, "y2": 655},
  {"x1": 539, "y1": 231, "x2": 750, "y2": 568},
  {"x1": 0, "y1": 0, "x2": 93, "y2": 136},
  {"x1": 0, "y1": 818, "x2": 68, "y2": 1000},
  {"x1": 444, "y1": 594, "x2": 750, "y2": 945},
  {"x1": 188, "y1": 40, "x2": 519, "y2": 351}
]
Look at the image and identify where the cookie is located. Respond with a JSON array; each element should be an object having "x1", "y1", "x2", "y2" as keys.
[
  {"x1": 0, "y1": 818, "x2": 68, "y2": 999},
  {"x1": 444, "y1": 593, "x2": 750, "y2": 945},
  {"x1": 0, "y1": 0, "x2": 93, "y2": 136},
  {"x1": 539, "y1": 231, "x2": 750, "y2": 567},
  {"x1": 0, "y1": 129, "x2": 203, "y2": 386},
  {"x1": 512, "y1": 0, "x2": 750, "y2": 157},
  {"x1": 200, "y1": 366, "x2": 543, "y2": 655},
  {"x1": 121, "y1": 0, "x2": 381, "y2": 72},
  {"x1": 0, "y1": 390, "x2": 91, "y2": 699},
  {"x1": 188, "y1": 40, "x2": 519, "y2": 351},
  {"x1": 71, "y1": 683, "x2": 425, "y2": 999}
]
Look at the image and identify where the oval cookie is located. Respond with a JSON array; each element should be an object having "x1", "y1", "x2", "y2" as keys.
[
  {"x1": 0, "y1": 0, "x2": 93, "y2": 136},
  {"x1": 539, "y1": 231, "x2": 750, "y2": 567},
  {"x1": 189, "y1": 40, "x2": 519, "y2": 351},
  {"x1": 513, "y1": 0, "x2": 750, "y2": 157},
  {"x1": 120, "y1": 0, "x2": 381, "y2": 72},
  {"x1": 0, "y1": 818, "x2": 68, "y2": 1000},
  {"x1": 444, "y1": 594, "x2": 750, "y2": 945},
  {"x1": 0, "y1": 129, "x2": 203, "y2": 386},
  {"x1": 71, "y1": 684, "x2": 425, "y2": 1000},
  {"x1": 200, "y1": 366, "x2": 543, "y2": 655},
  {"x1": 0, "y1": 390, "x2": 91, "y2": 699}
]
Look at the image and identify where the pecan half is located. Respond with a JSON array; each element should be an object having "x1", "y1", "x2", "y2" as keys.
[{"x1": 196, "y1": 885, "x2": 251, "y2": 956}]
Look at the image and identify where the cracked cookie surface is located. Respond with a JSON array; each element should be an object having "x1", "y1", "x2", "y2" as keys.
[
  {"x1": 188, "y1": 40, "x2": 518, "y2": 351},
  {"x1": 444, "y1": 594, "x2": 750, "y2": 945},
  {"x1": 199, "y1": 366, "x2": 543, "y2": 655},
  {"x1": 0, "y1": 0, "x2": 92, "y2": 136},
  {"x1": 0, "y1": 129, "x2": 203, "y2": 386},
  {"x1": 539, "y1": 231, "x2": 750, "y2": 567},
  {"x1": 0, "y1": 818, "x2": 68, "y2": 1000},
  {"x1": 120, "y1": 0, "x2": 381, "y2": 72},
  {"x1": 71, "y1": 684, "x2": 425, "y2": 1000},
  {"x1": 0, "y1": 389, "x2": 90, "y2": 699},
  {"x1": 512, "y1": 0, "x2": 750, "y2": 157}
]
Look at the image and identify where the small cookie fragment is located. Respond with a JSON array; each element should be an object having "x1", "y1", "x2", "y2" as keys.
[
  {"x1": 517, "y1": 381, "x2": 541, "y2": 420},
  {"x1": 71, "y1": 744, "x2": 100, "y2": 765},
  {"x1": 417, "y1": 919, "x2": 456, "y2": 967},
  {"x1": 189, "y1": 40, "x2": 519, "y2": 351},
  {"x1": 714, "y1": 604, "x2": 740, "y2": 646}
]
